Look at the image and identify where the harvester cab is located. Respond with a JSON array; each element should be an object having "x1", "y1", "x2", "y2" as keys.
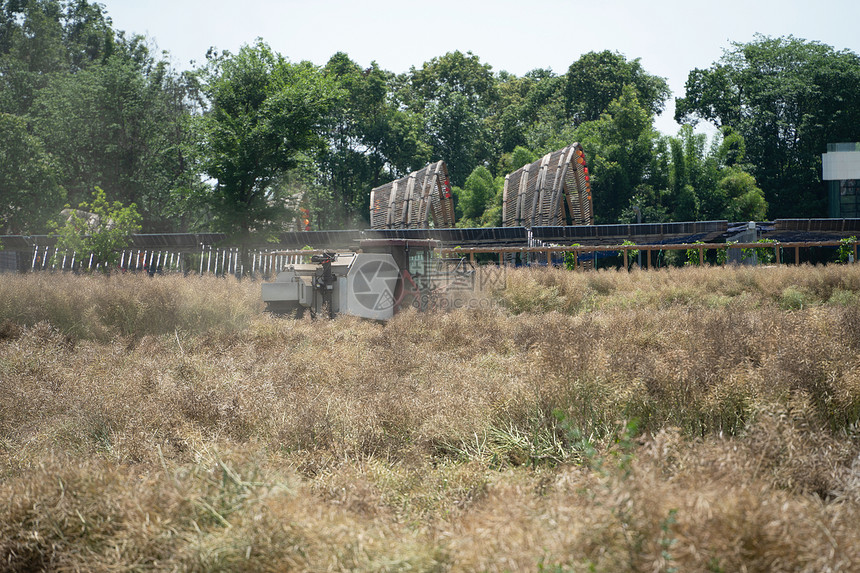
[{"x1": 261, "y1": 238, "x2": 438, "y2": 320}]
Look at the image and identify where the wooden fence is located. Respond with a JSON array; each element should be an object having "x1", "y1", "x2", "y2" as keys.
[
  {"x1": 438, "y1": 240, "x2": 860, "y2": 269},
  {"x1": 13, "y1": 239, "x2": 860, "y2": 275}
]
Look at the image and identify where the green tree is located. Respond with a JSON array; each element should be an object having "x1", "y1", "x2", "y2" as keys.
[
  {"x1": 196, "y1": 41, "x2": 338, "y2": 255},
  {"x1": 403, "y1": 51, "x2": 497, "y2": 186},
  {"x1": 492, "y1": 69, "x2": 567, "y2": 157},
  {"x1": 565, "y1": 50, "x2": 670, "y2": 123},
  {"x1": 408, "y1": 50, "x2": 497, "y2": 107},
  {"x1": 320, "y1": 53, "x2": 387, "y2": 223},
  {"x1": 376, "y1": 105, "x2": 431, "y2": 177},
  {"x1": 510, "y1": 146, "x2": 536, "y2": 170},
  {"x1": 666, "y1": 125, "x2": 713, "y2": 220},
  {"x1": 624, "y1": 125, "x2": 766, "y2": 223},
  {"x1": 0, "y1": 0, "x2": 67, "y2": 115},
  {"x1": 0, "y1": 0, "x2": 115, "y2": 115},
  {"x1": 1, "y1": 0, "x2": 199, "y2": 232},
  {"x1": 676, "y1": 35, "x2": 860, "y2": 218},
  {"x1": 454, "y1": 165, "x2": 498, "y2": 226},
  {"x1": 31, "y1": 42, "x2": 201, "y2": 230},
  {"x1": 497, "y1": 145, "x2": 537, "y2": 175},
  {"x1": 490, "y1": 71, "x2": 532, "y2": 155},
  {"x1": 317, "y1": 53, "x2": 430, "y2": 227},
  {"x1": 51, "y1": 186, "x2": 141, "y2": 271},
  {"x1": 480, "y1": 185, "x2": 505, "y2": 227},
  {"x1": 0, "y1": 112, "x2": 65, "y2": 233},
  {"x1": 717, "y1": 168, "x2": 768, "y2": 221},
  {"x1": 61, "y1": 0, "x2": 115, "y2": 72},
  {"x1": 574, "y1": 85, "x2": 658, "y2": 223},
  {"x1": 425, "y1": 89, "x2": 491, "y2": 186}
]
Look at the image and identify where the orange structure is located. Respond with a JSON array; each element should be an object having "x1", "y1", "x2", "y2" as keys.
[
  {"x1": 502, "y1": 143, "x2": 594, "y2": 227},
  {"x1": 369, "y1": 161, "x2": 456, "y2": 229}
]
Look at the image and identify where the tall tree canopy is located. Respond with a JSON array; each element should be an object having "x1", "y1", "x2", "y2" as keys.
[
  {"x1": 0, "y1": 112, "x2": 65, "y2": 233},
  {"x1": 676, "y1": 35, "x2": 860, "y2": 218},
  {"x1": 0, "y1": 0, "x2": 115, "y2": 115},
  {"x1": 0, "y1": 0, "x2": 200, "y2": 233},
  {"x1": 316, "y1": 52, "x2": 429, "y2": 227},
  {"x1": 401, "y1": 51, "x2": 497, "y2": 186},
  {"x1": 2, "y1": 4, "x2": 853, "y2": 241},
  {"x1": 573, "y1": 85, "x2": 658, "y2": 223},
  {"x1": 566, "y1": 50, "x2": 671, "y2": 123},
  {"x1": 31, "y1": 44, "x2": 200, "y2": 230},
  {"x1": 196, "y1": 41, "x2": 338, "y2": 243}
]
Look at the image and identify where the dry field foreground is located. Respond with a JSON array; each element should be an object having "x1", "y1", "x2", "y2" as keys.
[{"x1": 2, "y1": 265, "x2": 860, "y2": 572}]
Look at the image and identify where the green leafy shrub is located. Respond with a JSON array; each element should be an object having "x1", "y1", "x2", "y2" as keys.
[
  {"x1": 563, "y1": 244, "x2": 582, "y2": 270},
  {"x1": 685, "y1": 241, "x2": 706, "y2": 266},
  {"x1": 742, "y1": 239, "x2": 777, "y2": 265},
  {"x1": 619, "y1": 240, "x2": 639, "y2": 270},
  {"x1": 838, "y1": 236, "x2": 858, "y2": 263},
  {"x1": 50, "y1": 187, "x2": 142, "y2": 272}
]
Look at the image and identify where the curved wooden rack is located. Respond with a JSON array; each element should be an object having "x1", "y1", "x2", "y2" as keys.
[
  {"x1": 502, "y1": 143, "x2": 594, "y2": 227},
  {"x1": 369, "y1": 161, "x2": 456, "y2": 229}
]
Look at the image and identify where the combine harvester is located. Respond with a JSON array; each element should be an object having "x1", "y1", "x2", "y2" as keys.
[
  {"x1": 261, "y1": 238, "x2": 441, "y2": 320},
  {"x1": 263, "y1": 162, "x2": 463, "y2": 319},
  {"x1": 262, "y1": 145, "x2": 596, "y2": 319}
]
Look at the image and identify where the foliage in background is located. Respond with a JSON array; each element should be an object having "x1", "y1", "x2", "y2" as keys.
[
  {"x1": 30, "y1": 46, "x2": 201, "y2": 231},
  {"x1": 0, "y1": 0, "x2": 201, "y2": 232},
  {"x1": 401, "y1": 50, "x2": 498, "y2": 187},
  {"x1": 838, "y1": 236, "x2": 858, "y2": 263},
  {"x1": 563, "y1": 245, "x2": 582, "y2": 270},
  {"x1": 572, "y1": 85, "x2": 657, "y2": 223},
  {"x1": 0, "y1": 0, "x2": 115, "y2": 116},
  {"x1": 565, "y1": 50, "x2": 671, "y2": 123},
  {"x1": 0, "y1": 112, "x2": 65, "y2": 234},
  {"x1": 618, "y1": 239, "x2": 639, "y2": 270},
  {"x1": 676, "y1": 34, "x2": 860, "y2": 218},
  {"x1": 193, "y1": 41, "x2": 339, "y2": 257},
  {"x1": 716, "y1": 241, "x2": 735, "y2": 265},
  {"x1": 685, "y1": 240, "x2": 706, "y2": 266},
  {"x1": 50, "y1": 187, "x2": 142, "y2": 271},
  {"x1": 453, "y1": 165, "x2": 504, "y2": 227},
  {"x1": 741, "y1": 238, "x2": 778, "y2": 264},
  {"x1": 0, "y1": 3, "x2": 857, "y2": 234},
  {"x1": 317, "y1": 53, "x2": 431, "y2": 227}
]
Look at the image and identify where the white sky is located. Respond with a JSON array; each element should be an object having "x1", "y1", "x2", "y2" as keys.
[{"x1": 104, "y1": 0, "x2": 860, "y2": 137}]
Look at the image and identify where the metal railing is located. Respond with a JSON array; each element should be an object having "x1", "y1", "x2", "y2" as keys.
[
  {"x1": 18, "y1": 244, "x2": 342, "y2": 277},
  {"x1": 10, "y1": 239, "x2": 860, "y2": 275}
]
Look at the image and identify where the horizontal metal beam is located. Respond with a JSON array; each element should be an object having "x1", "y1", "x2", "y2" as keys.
[{"x1": 3, "y1": 219, "x2": 860, "y2": 252}]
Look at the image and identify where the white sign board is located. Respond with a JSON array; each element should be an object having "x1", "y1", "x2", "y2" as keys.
[{"x1": 822, "y1": 151, "x2": 860, "y2": 180}]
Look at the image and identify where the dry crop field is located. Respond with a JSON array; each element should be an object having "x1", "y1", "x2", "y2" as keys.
[{"x1": 2, "y1": 264, "x2": 860, "y2": 572}]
